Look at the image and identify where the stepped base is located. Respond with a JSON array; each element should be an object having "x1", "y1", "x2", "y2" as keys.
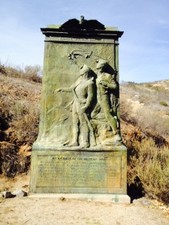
[{"x1": 29, "y1": 193, "x2": 130, "y2": 203}]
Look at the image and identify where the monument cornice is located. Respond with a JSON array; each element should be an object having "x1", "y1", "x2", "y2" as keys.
[{"x1": 41, "y1": 27, "x2": 123, "y2": 41}]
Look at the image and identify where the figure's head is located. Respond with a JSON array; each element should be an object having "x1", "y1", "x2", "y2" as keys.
[
  {"x1": 80, "y1": 64, "x2": 91, "y2": 76},
  {"x1": 96, "y1": 59, "x2": 108, "y2": 70}
]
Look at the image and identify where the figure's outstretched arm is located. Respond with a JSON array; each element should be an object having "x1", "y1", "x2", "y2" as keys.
[
  {"x1": 55, "y1": 77, "x2": 81, "y2": 93},
  {"x1": 55, "y1": 87, "x2": 72, "y2": 93}
]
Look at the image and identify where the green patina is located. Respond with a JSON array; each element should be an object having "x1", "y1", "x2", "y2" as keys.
[{"x1": 30, "y1": 18, "x2": 129, "y2": 202}]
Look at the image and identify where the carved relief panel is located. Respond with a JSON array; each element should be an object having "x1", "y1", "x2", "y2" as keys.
[{"x1": 34, "y1": 22, "x2": 123, "y2": 150}]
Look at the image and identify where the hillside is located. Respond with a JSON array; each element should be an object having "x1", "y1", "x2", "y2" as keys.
[
  {"x1": 0, "y1": 67, "x2": 41, "y2": 177},
  {"x1": 0, "y1": 66, "x2": 168, "y2": 203},
  {"x1": 120, "y1": 81, "x2": 169, "y2": 203},
  {"x1": 121, "y1": 80, "x2": 169, "y2": 145}
]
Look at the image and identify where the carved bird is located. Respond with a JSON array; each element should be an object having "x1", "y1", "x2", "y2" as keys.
[{"x1": 59, "y1": 16, "x2": 105, "y2": 30}]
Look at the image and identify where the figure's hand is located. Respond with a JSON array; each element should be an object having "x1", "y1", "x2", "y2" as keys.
[
  {"x1": 54, "y1": 88, "x2": 62, "y2": 93},
  {"x1": 99, "y1": 81, "x2": 106, "y2": 86},
  {"x1": 99, "y1": 81, "x2": 108, "y2": 89}
]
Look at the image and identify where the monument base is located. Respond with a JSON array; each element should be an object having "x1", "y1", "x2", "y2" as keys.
[
  {"x1": 29, "y1": 193, "x2": 130, "y2": 203},
  {"x1": 30, "y1": 147, "x2": 128, "y2": 197}
]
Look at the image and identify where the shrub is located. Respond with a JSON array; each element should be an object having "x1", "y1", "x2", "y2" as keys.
[
  {"x1": 24, "y1": 65, "x2": 42, "y2": 83},
  {"x1": 0, "y1": 63, "x2": 42, "y2": 83},
  {"x1": 0, "y1": 64, "x2": 7, "y2": 75},
  {"x1": 0, "y1": 70, "x2": 41, "y2": 177},
  {"x1": 160, "y1": 101, "x2": 168, "y2": 107},
  {"x1": 127, "y1": 138, "x2": 169, "y2": 204}
]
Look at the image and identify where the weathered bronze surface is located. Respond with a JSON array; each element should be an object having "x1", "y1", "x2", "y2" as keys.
[
  {"x1": 30, "y1": 18, "x2": 129, "y2": 202},
  {"x1": 30, "y1": 149, "x2": 127, "y2": 194}
]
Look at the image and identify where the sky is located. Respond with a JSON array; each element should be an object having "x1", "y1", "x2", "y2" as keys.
[{"x1": 0, "y1": 0, "x2": 169, "y2": 82}]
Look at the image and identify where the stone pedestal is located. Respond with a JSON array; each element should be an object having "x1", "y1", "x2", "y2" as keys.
[
  {"x1": 30, "y1": 18, "x2": 129, "y2": 203},
  {"x1": 30, "y1": 146, "x2": 129, "y2": 203}
]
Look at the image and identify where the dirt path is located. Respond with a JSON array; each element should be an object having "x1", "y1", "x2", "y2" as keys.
[{"x1": 0, "y1": 197, "x2": 169, "y2": 225}]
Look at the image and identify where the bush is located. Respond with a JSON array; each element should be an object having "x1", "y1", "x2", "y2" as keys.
[
  {"x1": 160, "y1": 101, "x2": 168, "y2": 107},
  {"x1": 0, "y1": 64, "x2": 7, "y2": 75},
  {"x1": 24, "y1": 65, "x2": 42, "y2": 83},
  {"x1": 0, "y1": 69, "x2": 41, "y2": 177},
  {"x1": 127, "y1": 138, "x2": 169, "y2": 204},
  {"x1": 0, "y1": 63, "x2": 42, "y2": 83}
]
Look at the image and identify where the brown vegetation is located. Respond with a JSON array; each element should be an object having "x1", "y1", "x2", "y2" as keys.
[
  {"x1": 120, "y1": 81, "x2": 169, "y2": 204},
  {"x1": 0, "y1": 64, "x2": 41, "y2": 177},
  {"x1": 0, "y1": 64, "x2": 169, "y2": 204},
  {"x1": 0, "y1": 63, "x2": 42, "y2": 83}
]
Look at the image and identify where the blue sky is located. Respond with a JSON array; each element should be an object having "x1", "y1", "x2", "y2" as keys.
[{"x1": 0, "y1": 0, "x2": 169, "y2": 82}]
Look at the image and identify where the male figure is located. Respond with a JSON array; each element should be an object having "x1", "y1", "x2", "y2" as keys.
[
  {"x1": 57, "y1": 64, "x2": 96, "y2": 148},
  {"x1": 95, "y1": 59, "x2": 121, "y2": 141}
]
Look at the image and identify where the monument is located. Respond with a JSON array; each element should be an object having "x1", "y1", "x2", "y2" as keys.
[{"x1": 30, "y1": 17, "x2": 130, "y2": 203}]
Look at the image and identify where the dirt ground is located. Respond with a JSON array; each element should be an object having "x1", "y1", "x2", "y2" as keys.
[{"x1": 0, "y1": 175, "x2": 169, "y2": 225}]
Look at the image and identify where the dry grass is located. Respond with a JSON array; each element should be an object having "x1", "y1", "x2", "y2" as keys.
[
  {"x1": 120, "y1": 81, "x2": 169, "y2": 143},
  {"x1": 127, "y1": 138, "x2": 169, "y2": 204},
  {"x1": 120, "y1": 81, "x2": 169, "y2": 204},
  {"x1": 0, "y1": 66, "x2": 41, "y2": 177},
  {"x1": 0, "y1": 63, "x2": 42, "y2": 83}
]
